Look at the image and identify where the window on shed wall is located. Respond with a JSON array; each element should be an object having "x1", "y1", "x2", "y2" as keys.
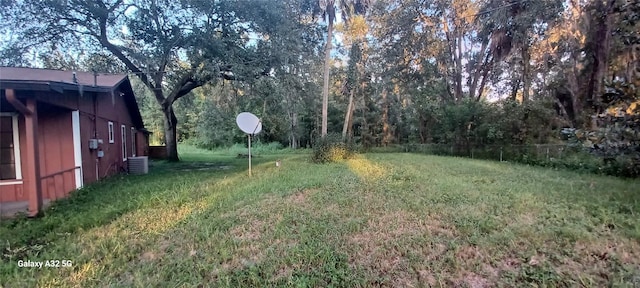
[
  {"x1": 108, "y1": 122, "x2": 114, "y2": 143},
  {"x1": 131, "y1": 127, "x2": 136, "y2": 157},
  {"x1": 0, "y1": 115, "x2": 21, "y2": 180},
  {"x1": 121, "y1": 125, "x2": 127, "y2": 161}
]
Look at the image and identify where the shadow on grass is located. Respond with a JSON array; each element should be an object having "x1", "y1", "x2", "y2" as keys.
[
  {"x1": 0, "y1": 154, "x2": 282, "y2": 262},
  {"x1": 0, "y1": 154, "x2": 308, "y2": 286}
]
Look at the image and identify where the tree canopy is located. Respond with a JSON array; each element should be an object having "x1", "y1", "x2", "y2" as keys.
[{"x1": 1, "y1": 0, "x2": 638, "y2": 173}]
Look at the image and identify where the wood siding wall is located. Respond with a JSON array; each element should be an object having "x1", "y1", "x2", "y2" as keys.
[
  {"x1": 44, "y1": 90, "x2": 137, "y2": 186},
  {"x1": 38, "y1": 108, "x2": 76, "y2": 200},
  {"x1": 0, "y1": 87, "x2": 146, "y2": 203}
]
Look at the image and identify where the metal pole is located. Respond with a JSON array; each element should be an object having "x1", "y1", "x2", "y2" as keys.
[
  {"x1": 546, "y1": 147, "x2": 550, "y2": 160},
  {"x1": 559, "y1": 147, "x2": 563, "y2": 160},
  {"x1": 248, "y1": 134, "x2": 252, "y2": 177}
]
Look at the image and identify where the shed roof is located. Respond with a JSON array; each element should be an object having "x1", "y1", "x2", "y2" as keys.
[
  {"x1": 0, "y1": 67, "x2": 145, "y2": 129},
  {"x1": 0, "y1": 66, "x2": 127, "y2": 88}
]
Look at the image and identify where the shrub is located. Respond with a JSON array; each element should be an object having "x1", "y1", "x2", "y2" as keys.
[
  {"x1": 311, "y1": 133, "x2": 357, "y2": 163},
  {"x1": 254, "y1": 141, "x2": 284, "y2": 154},
  {"x1": 567, "y1": 113, "x2": 640, "y2": 177}
]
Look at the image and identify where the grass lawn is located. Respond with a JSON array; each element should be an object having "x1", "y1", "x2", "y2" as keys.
[{"x1": 1, "y1": 145, "x2": 639, "y2": 287}]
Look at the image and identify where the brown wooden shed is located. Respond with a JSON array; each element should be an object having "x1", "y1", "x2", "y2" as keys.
[{"x1": 0, "y1": 67, "x2": 148, "y2": 216}]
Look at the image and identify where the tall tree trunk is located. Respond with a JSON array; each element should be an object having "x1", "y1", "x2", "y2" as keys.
[
  {"x1": 342, "y1": 87, "x2": 355, "y2": 140},
  {"x1": 473, "y1": 53, "x2": 493, "y2": 101},
  {"x1": 442, "y1": 19, "x2": 460, "y2": 101},
  {"x1": 476, "y1": 57, "x2": 493, "y2": 101},
  {"x1": 522, "y1": 43, "x2": 531, "y2": 103},
  {"x1": 586, "y1": 0, "x2": 614, "y2": 115},
  {"x1": 321, "y1": 19, "x2": 333, "y2": 137},
  {"x1": 290, "y1": 111, "x2": 298, "y2": 149},
  {"x1": 347, "y1": 106, "x2": 355, "y2": 139},
  {"x1": 469, "y1": 39, "x2": 489, "y2": 99},
  {"x1": 381, "y1": 88, "x2": 391, "y2": 146},
  {"x1": 162, "y1": 103, "x2": 179, "y2": 161},
  {"x1": 348, "y1": 81, "x2": 365, "y2": 140},
  {"x1": 571, "y1": 92, "x2": 581, "y2": 128},
  {"x1": 455, "y1": 32, "x2": 464, "y2": 100},
  {"x1": 419, "y1": 118, "x2": 426, "y2": 144},
  {"x1": 510, "y1": 78, "x2": 521, "y2": 101},
  {"x1": 315, "y1": 102, "x2": 321, "y2": 139},
  {"x1": 286, "y1": 84, "x2": 298, "y2": 149},
  {"x1": 627, "y1": 45, "x2": 638, "y2": 82},
  {"x1": 362, "y1": 86, "x2": 370, "y2": 149}
]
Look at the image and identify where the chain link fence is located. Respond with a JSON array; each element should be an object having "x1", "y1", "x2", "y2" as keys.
[
  {"x1": 359, "y1": 141, "x2": 639, "y2": 177},
  {"x1": 399, "y1": 143, "x2": 584, "y2": 163},
  {"x1": 365, "y1": 143, "x2": 601, "y2": 169}
]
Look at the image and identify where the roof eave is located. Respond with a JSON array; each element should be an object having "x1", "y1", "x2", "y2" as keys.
[{"x1": 0, "y1": 80, "x2": 115, "y2": 93}]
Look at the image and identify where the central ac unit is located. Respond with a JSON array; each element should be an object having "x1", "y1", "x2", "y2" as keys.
[{"x1": 127, "y1": 156, "x2": 149, "y2": 174}]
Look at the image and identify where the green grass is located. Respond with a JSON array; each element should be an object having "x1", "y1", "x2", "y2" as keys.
[
  {"x1": 182, "y1": 142, "x2": 310, "y2": 158},
  {"x1": 1, "y1": 145, "x2": 639, "y2": 287}
]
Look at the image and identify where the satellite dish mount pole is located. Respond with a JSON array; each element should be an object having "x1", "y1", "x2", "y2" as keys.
[
  {"x1": 248, "y1": 133, "x2": 252, "y2": 177},
  {"x1": 235, "y1": 112, "x2": 262, "y2": 178}
]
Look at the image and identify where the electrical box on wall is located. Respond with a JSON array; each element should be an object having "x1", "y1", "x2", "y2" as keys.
[
  {"x1": 88, "y1": 139, "x2": 98, "y2": 149},
  {"x1": 97, "y1": 150, "x2": 104, "y2": 158}
]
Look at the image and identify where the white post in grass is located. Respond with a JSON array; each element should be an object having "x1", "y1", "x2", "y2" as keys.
[{"x1": 248, "y1": 134, "x2": 252, "y2": 177}]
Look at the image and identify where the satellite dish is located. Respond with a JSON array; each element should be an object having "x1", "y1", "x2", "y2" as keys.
[
  {"x1": 236, "y1": 112, "x2": 262, "y2": 135},
  {"x1": 236, "y1": 112, "x2": 263, "y2": 177}
]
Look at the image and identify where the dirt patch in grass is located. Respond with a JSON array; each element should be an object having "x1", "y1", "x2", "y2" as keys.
[
  {"x1": 445, "y1": 246, "x2": 497, "y2": 287},
  {"x1": 451, "y1": 272, "x2": 491, "y2": 288},
  {"x1": 229, "y1": 219, "x2": 268, "y2": 241},
  {"x1": 344, "y1": 210, "x2": 534, "y2": 287},
  {"x1": 215, "y1": 228, "x2": 300, "y2": 282},
  {"x1": 498, "y1": 257, "x2": 522, "y2": 272},
  {"x1": 548, "y1": 238, "x2": 640, "y2": 284},
  {"x1": 210, "y1": 244, "x2": 267, "y2": 279},
  {"x1": 216, "y1": 200, "x2": 289, "y2": 275},
  {"x1": 574, "y1": 239, "x2": 640, "y2": 266},
  {"x1": 346, "y1": 210, "x2": 459, "y2": 286},
  {"x1": 417, "y1": 269, "x2": 438, "y2": 286},
  {"x1": 514, "y1": 212, "x2": 538, "y2": 226},
  {"x1": 286, "y1": 188, "x2": 319, "y2": 205},
  {"x1": 348, "y1": 211, "x2": 433, "y2": 244},
  {"x1": 272, "y1": 265, "x2": 294, "y2": 281},
  {"x1": 222, "y1": 244, "x2": 264, "y2": 270},
  {"x1": 138, "y1": 239, "x2": 172, "y2": 262},
  {"x1": 213, "y1": 235, "x2": 266, "y2": 275},
  {"x1": 228, "y1": 210, "x2": 282, "y2": 240},
  {"x1": 271, "y1": 261, "x2": 303, "y2": 282},
  {"x1": 472, "y1": 238, "x2": 640, "y2": 286},
  {"x1": 139, "y1": 251, "x2": 158, "y2": 261},
  {"x1": 455, "y1": 245, "x2": 485, "y2": 262}
]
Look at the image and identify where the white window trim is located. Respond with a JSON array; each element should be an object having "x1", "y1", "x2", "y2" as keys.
[
  {"x1": 0, "y1": 181, "x2": 22, "y2": 186},
  {"x1": 108, "y1": 121, "x2": 114, "y2": 143},
  {"x1": 72, "y1": 111, "x2": 83, "y2": 189},
  {"x1": 0, "y1": 112, "x2": 22, "y2": 182},
  {"x1": 121, "y1": 124, "x2": 127, "y2": 161},
  {"x1": 131, "y1": 127, "x2": 136, "y2": 157}
]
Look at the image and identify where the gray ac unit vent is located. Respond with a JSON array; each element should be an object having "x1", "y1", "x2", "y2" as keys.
[{"x1": 128, "y1": 156, "x2": 149, "y2": 174}]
